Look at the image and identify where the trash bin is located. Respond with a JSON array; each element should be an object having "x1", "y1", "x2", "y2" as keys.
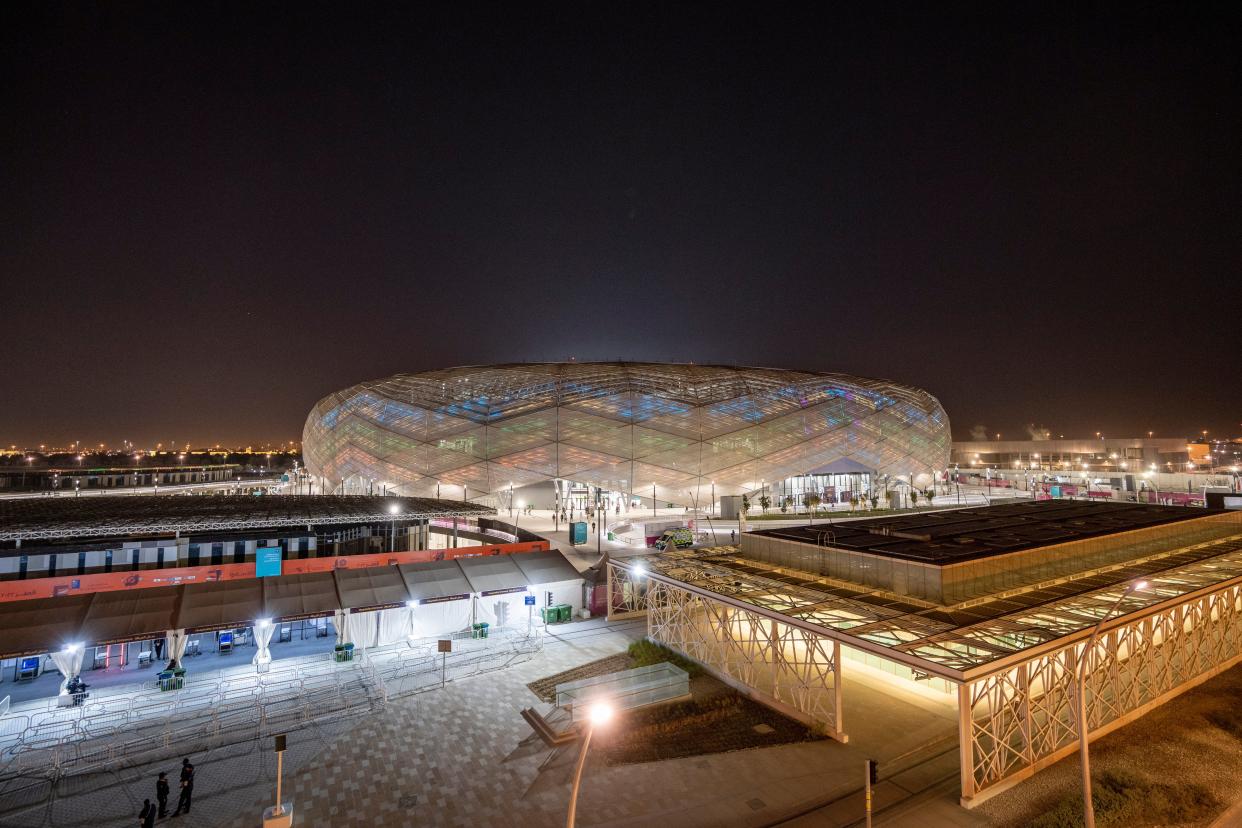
[
  {"x1": 557, "y1": 604, "x2": 572, "y2": 622},
  {"x1": 479, "y1": 622, "x2": 489, "y2": 639},
  {"x1": 540, "y1": 606, "x2": 555, "y2": 624},
  {"x1": 471, "y1": 623, "x2": 482, "y2": 639},
  {"x1": 157, "y1": 670, "x2": 184, "y2": 691}
]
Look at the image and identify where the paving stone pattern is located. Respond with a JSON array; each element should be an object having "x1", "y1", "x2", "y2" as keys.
[{"x1": 0, "y1": 615, "x2": 966, "y2": 828}]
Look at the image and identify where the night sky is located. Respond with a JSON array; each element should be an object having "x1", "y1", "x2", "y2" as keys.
[{"x1": 3, "y1": 4, "x2": 1239, "y2": 447}]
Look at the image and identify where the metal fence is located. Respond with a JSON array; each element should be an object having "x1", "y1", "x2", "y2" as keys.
[{"x1": 0, "y1": 628, "x2": 542, "y2": 785}]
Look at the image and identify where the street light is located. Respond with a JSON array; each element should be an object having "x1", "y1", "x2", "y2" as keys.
[
  {"x1": 389, "y1": 502, "x2": 401, "y2": 551},
  {"x1": 1076, "y1": 579, "x2": 1148, "y2": 828},
  {"x1": 566, "y1": 702, "x2": 613, "y2": 828}
]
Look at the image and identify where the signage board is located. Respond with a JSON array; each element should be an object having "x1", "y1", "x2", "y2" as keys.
[
  {"x1": 524, "y1": 595, "x2": 536, "y2": 606},
  {"x1": 481, "y1": 586, "x2": 531, "y2": 597},
  {"x1": 437, "y1": 639, "x2": 452, "y2": 653},
  {"x1": 256, "y1": 546, "x2": 283, "y2": 578}
]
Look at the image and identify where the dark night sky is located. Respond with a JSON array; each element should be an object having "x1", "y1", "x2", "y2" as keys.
[{"x1": 2, "y1": 4, "x2": 1239, "y2": 447}]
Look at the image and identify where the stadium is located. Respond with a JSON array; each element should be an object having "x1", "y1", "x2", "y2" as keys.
[{"x1": 301, "y1": 362, "x2": 951, "y2": 509}]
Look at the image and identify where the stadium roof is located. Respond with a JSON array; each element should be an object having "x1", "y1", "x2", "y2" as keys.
[
  {"x1": 621, "y1": 523, "x2": 1242, "y2": 680},
  {"x1": 751, "y1": 500, "x2": 1218, "y2": 564},
  {"x1": 0, "y1": 495, "x2": 495, "y2": 542}
]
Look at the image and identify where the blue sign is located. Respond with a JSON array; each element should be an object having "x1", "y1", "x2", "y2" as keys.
[
  {"x1": 256, "y1": 545, "x2": 282, "y2": 578},
  {"x1": 524, "y1": 595, "x2": 536, "y2": 606}
]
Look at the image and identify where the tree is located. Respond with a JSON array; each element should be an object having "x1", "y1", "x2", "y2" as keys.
[
  {"x1": 802, "y1": 492, "x2": 821, "y2": 518},
  {"x1": 909, "y1": 488, "x2": 919, "y2": 508},
  {"x1": 758, "y1": 494, "x2": 771, "y2": 514},
  {"x1": 923, "y1": 488, "x2": 935, "y2": 508},
  {"x1": 869, "y1": 494, "x2": 879, "y2": 511},
  {"x1": 781, "y1": 495, "x2": 791, "y2": 513},
  {"x1": 741, "y1": 493, "x2": 750, "y2": 515}
]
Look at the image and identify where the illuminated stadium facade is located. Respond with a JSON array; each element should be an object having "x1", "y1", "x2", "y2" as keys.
[{"x1": 301, "y1": 362, "x2": 950, "y2": 506}]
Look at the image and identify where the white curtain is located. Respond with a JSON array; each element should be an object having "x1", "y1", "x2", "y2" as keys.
[
  {"x1": 333, "y1": 609, "x2": 352, "y2": 646},
  {"x1": 376, "y1": 607, "x2": 411, "y2": 647},
  {"x1": 475, "y1": 594, "x2": 529, "y2": 629},
  {"x1": 253, "y1": 623, "x2": 276, "y2": 666},
  {"x1": 48, "y1": 648, "x2": 85, "y2": 695},
  {"x1": 165, "y1": 628, "x2": 188, "y2": 669},
  {"x1": 412, "y1": 600, "x2": 472, "y2": 639},
  {"x1": 351, "y1": 612, "x2": 379, "y2": 649}
]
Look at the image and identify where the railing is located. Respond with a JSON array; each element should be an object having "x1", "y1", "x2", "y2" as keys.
[{"x1": 0, "y1": 628, "x2": 542, "y2": 787}]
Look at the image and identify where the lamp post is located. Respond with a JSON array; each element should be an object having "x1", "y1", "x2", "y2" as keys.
[
  {"x1": 651, "y1": 483, "x2": 656, "y2": 518},
  {"x1": 1076, "y1": 579, "x2": 1148, "y2": 828},
  {"x1": 566, "y1": 702, "x2": 613, "y2": 828},
  {"x1": 389, "y1": 503, "x2": 400, "y2": 551}
]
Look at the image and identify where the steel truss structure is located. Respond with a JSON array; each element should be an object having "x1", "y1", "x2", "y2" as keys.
[
  {"x1": 606, "y1": 515, "x2": 1242, "y2": 806},
  {"x1": 961, "y1": 580, "x2": 1242, "y2": 804},
  {"x1": 0, "y1": 495, "x2": 495, "y2": 542},
  {"x1": 646, "y1": 578, "x2": 845, "y2": 740},
  {"x1": 302, "y1": 362, "x2": 950, "y2": 505}
]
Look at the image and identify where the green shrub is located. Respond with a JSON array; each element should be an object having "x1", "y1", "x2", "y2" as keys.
[
  {"x1": 1029, "y1": 769, "x2": 1219, "y2": 828},
  {"x1": 627, "y1": 639, "x2": 705, "y2": 677}
]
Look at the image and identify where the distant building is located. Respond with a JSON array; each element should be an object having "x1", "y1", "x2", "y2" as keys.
[{"x1": 950, "y1": 437, "x2": 1194, "y2": 473}]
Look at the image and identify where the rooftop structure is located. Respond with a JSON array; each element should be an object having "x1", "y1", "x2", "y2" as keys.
[
  {"x1": 0, "y1": 495, "x2": 495, "y2": 543},
  {"x1": 302, "y1": 362, "x2": 950, "y2": 507},
  {"x1": 606, "y1": 501, "x2": 1242, "y2": 807}
]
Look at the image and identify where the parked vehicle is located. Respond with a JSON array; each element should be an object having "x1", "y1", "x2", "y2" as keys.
[{"x1": 653, "y1": 527, "x2": 695, "y2": 551}]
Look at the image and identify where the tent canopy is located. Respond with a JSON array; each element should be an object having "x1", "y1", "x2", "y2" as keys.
[
  {"x1": 335, "y1": 566, "x2": 410, "y2": 611},
  {"x1": 513, "y1": 550, "x2": 582, "y2": 586},
  {"x1": 399, "y1": 559, "x2": 473, "y2": 603},
  {"x1": 78, "y1": 586, "x2": 181, "y2": 646},
  {"x1": 0, "y1": 594, "x2": 94, "y2": 659},
  {"x1": 263, "y1": 572, "x2": 339, "y2": 621},
  {"x1": 457, "y1": 554, "x2": 528, "y2": 594},
  {"x1": 177, "y1": 579, "x2": 264, "y2": 632}
]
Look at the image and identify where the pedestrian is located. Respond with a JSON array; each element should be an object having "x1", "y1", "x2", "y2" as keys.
[
  {"x1": 730, "y1": 529, "x2": 736, "y2": 543},
  {"x1": 171, "y1": 758, "x2": 194, "y2": 816},
  {"x1": 139, "y1": 798, "x2": 155, "y2": 828},
  {"x1": 156, "y1": 771, "x2": 170, "y2": 817}
]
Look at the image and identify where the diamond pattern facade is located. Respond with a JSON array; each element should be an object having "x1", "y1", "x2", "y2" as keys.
[{"x1": 302, "y1": 363, "x2": 950, "y2": 503}]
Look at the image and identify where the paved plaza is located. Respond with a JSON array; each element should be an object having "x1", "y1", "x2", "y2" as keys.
[{"x1": 0, "y1": 613, "x2": 976, "y2": 828}]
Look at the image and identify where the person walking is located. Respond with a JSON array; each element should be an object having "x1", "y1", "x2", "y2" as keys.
[
  {"x1": 139, "y1": 798, "x2": 155, "y2": 828},
  {"x1": 156, "y1": 772, "x2": 170, "y2": 817},
  {"x1": 171, "y1": 757, "x2": 194, "y2": 816}
]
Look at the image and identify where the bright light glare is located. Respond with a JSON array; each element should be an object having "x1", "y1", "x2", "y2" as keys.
[
  {"x1": 632, "y1": 564, "x2": 647, "y2": 578},
  {"x1": 389, "y1": 503, "x2": 401, "y2": 514},
  {"x1": 1133, "y1": 580, "x2": 1149, "y2": 591},
  {"x1": 255, "y1": 618, "x2": 273, "y2": 628},
  {"x1": 64, "y1": 642, "x2": 82, "y2": 654},
  {"x1": 406, "y1": 600, "x2": 420, "y2": 608},
  {"x1": 588, "y1": 702, "x2": 613, "y2": 725}
]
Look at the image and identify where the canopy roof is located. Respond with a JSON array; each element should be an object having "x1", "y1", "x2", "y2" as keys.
[
  {"x1": 621, "y1": 526, "x2": 1242, "y2": 681},
  {"x1": 335, "y1": 566, "x2": 410, "y2": 611},
  {"x1": 0, "y1": 550, "x2": 583, "y2": 658},
  {"x1": 399, "y1": 559, "x2": 474, "y2": 602},
  {"x1": 78, "y1": 586, "x2": 181, "y2": 645},
  {"x1": 263, "y1": 572, "x2": 339, "y2": 621},
  {"x1": 513, "y1": 549, "x2": 582, "y2": 585},
  {"x1": 0, "y1": 594, "x2": 94, "y2": 657},
  {"x1": 457, "y1": 554, "x2": 528, "y2": 594},
  {"x1": 177, "y1": 579, "x2": 264, "y2": 634},
  {"x1": 0, "y1": 495, "x2": 495, "y2": 542}
]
